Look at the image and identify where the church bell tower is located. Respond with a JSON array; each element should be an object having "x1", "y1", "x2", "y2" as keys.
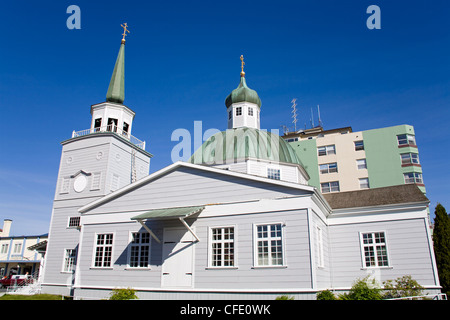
[{"x1": 41, "y1": 24, "x2": 153, "y2": 296}]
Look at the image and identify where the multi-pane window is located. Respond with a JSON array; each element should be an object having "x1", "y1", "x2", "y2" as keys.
[
  {"x1": 321, "y1": 181, "x2": 340, "y2": 193},
  {"x1": 404, "y1": 172, "x2": 423, "y2": 184},
  {"x1": 318, "y1": 145, "x2": 336, "y2": 156},
  {"x1": 94, "y1": 234, "x2": 113, "y2": 268},
  {"x1": 236, "y1": 107, "x2": 242, "y2": 116},
  {"x1": 401, "y1": 153, "x2": 419, "y2": 165},
  {"x1": 359, "y1": 178, "x2": 370, "y2": 189},
  {"x1": 14, "y1": 243, "x2": 22, "y2": 254},
  {"x1": 1, "y1": 244, "x2": 8, "y2": 254},
  {"x1": 354, "y1": 140, "x2": 365, "y2": 151},
  {"x1": 361, "y1": 232, "x2": 389, "y2": 267},
  {"x1": 255, "y1": 224, "x2": 283, "y2": 266},
  {"x1": 68, "y1": 217, "x2": 81, "y2": 228},
  {"x1": 267, "y1": 168, "x2": 281, "y2": 180},
  {"x1": 91, "y1": 172, "x2": 101, "y2": 190},
  {"x1": 228, "y1": 110, "x2": 232, "y2": 120},
  {"x1": 129, "y1": 232, "x2": 150, "y2": 268},
  {"x1": 357, "y1": 159, "x2": 367, "y2": 170},
  {"x1": 210, "y1": 227, "x2": 235, "y2": 267},
  {"x1": 397, "y1": 134, "x2": 416, "y2": 146},
  {"x1": 319, "y1": 163, "x2": 338, "y2": 174},
  {"x1": 63, "y1": 249, "x2": 77, "y2": 272},
  {"x1": 60, "y1": 177, "x2": 70, "y2": 194},
  {"x1": 248, "y1": 107, "x2": 253, "y2": 116}
]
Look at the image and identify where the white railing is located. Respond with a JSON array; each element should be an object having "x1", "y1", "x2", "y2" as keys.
[
  {"x1": 386, "y1": 293, "x2": 447, "y2": 300},
  {"x1": 72, "y1": 125, "x2": 146, "y2": 150}
]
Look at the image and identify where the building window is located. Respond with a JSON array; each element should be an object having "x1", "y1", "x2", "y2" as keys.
[
  {"x1": 68, "y1": 217, "x2": 81, "y2": 228},
  {"x1": 129, "y1": 232, "x2": 150, "y2": 268},
  {"x1": 93, "y1": 234, "x2": 113, "y2": 268},
  {"x1": 122, "y1": 122, "x2": 130, "y2": 135},
  {"x1": 354, "y1": 140, "x2": 364, "y2": 151},
  {"x1": 94, "y1": 118, "x2": 102, "y2": 132},
  {"x1": 321, "y1": 181, "x2": 340, "y2": 193},
  {"x1": 228, "y1": 110, "x2": 232, "y2": 120},
  {"x1": 248, "y1": 107, "x2": 253, "y2": 116},
  {"x1": 359, "y1": 178, "x2": 370, "y2": 189},
  {"x1": 360, "y1": 232, "x2": 389, "y2": 268},
  {"x1": 107, "y1": 118, "x2": 118, "y2": 132},
  {"x1": 60, "y1": 177, "x2": 70, "y2": 194},
  {"x1": 397, "y1": 134, "x2": 416, "y2": 146},
  {"x1": 236, "y1": 107, "x2": 242, "y2": 116},
  {"x1": 357, "y1": 159, "x2": 367, "y2": 170},
  {"x1": 91, "y1": 172, "x2": 101, "y2": 190},
  {"x1": 111, "y1": 174, "x2": 120, "y2": 192},
  {"x1": 317, "y1": 227, "x2": 324, "y2": 268},
  {"x1": 13, "y1": 243, "x2": 22, "y2": 254},
  {"x1": 267, "y1": 168, "x2": 281, "y2": 180},
  {"x1": 318, "y1": 145, "x2": 336, "y2": 156},
  {"x1": 255, "y1": 224, "x2": 284, "y2": 266},
  {"x1": 1, "y1": 244, "x2": 8, "y2": 254},
  {"x1": 63, "y1": 249, "x2": 77, "y2": 272},
  {"x1": 210, "y1": 227, "x2": 235, "y2": 267},
  {"x1": 404, "y1": 172, "x2": 423, "y2": 184},
  {"x1": 319, "y1": 163, "x2": 338, "y2": 174},
  {"x1": 401, "y1": 153, "x2": 420, "y2": 165}
]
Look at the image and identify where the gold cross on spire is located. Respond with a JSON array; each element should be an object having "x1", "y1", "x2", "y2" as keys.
[
  {"x1": 121, "y1": 23, "x2": 130, "y2": 43},
  {"x1": 240, "y1": 55, "x2": 245, "y2": 77}
]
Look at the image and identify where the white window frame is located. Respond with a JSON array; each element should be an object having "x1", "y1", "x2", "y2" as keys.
[
  {"x1": 13, "y1": 243, "x2": 22, "y2": 254},
  {"x1": 248, "y1": 107, "x2": 253, "y2": 116},
  {"x1": 60, "y1": 177, "x2": 70, "y2": 194},
  {"x1": 404, "y1": 172, "x2": 423, "y2": 184},
  {"x1": 357, "y1": 159, "x2": 367, "y2": 170},
  {"x1": 359, "y1": 178, "x2": 370, "y2": 189},
  {"x1": 208, "y1": 226, "x2": 236, "y2": 268},
  {"x1": 253, "y1": 222, "x2": 286, "y2": 268},
  {"x1": 354, "y1": 140, "x2": 364, "y2": 151},
  {"x1": 267, "y1": 167, "x2": 281, "y2": 180},
  {"x1": 67, "y1": 216, "x2": 81, "y2": 228},
  {"x1": 318, "y1": 145, "x2": 336, "y2": 156},
  {"x1": 359, "y1": 232, "x2": 390, "y2": 268},
  {"x1": 316, "y1": 226, "x2": 324, "y2": 268},
  {"x1": 92, "y1": 233, "x2": 114, "y2": 269},
  {"x1": 91, "y1": 172, "x2": 102, "y2": 190},
  {"x1": 1, "y1": 244, "x2": 8, "y2": 254},
  {"x1": 319, "y1": 162, "x2": 338, "y2": 174},
  {"x1": 127, "y1": 231, "x2": 151, "y2": 269},
  {"x1": 321, "y1": 181, "x2": 340, "y2": 193},
  {"x1": 397, "y1": 134, "x2": 416, "y2": 146},
  {"x1": 62, "y1": 248, "x2": 77, "y2": 273},
  {"x1": 400, "y1": 153, "x2": 420, "y2": 165},
  {"x1": 236, "y1": 107, "x2": 242, "y2": 116}
]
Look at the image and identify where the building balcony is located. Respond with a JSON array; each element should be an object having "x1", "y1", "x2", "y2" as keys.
[{"x1": 71, "y1": 125, "x2": 146, "y2": 150}]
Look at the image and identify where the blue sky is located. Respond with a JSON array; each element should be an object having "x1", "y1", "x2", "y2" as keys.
[{"x1": 0, "y1": 0, "x2": 449, "y2": 236}]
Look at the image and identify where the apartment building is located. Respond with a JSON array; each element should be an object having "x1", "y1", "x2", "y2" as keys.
[{"x1": 283, "y1": 124, "x2": 425, "y2": 195}]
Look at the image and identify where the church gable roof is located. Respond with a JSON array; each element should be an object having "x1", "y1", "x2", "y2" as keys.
[
  {"x1": 323, "y1": 184, "x2": 429, "y2": 210},
  {"x1": 79, "y1": 162, "x2": 317, "y2": 215}
]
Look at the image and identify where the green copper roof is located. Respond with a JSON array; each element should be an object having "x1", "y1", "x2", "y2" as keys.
[
  {"x1": 225, "y1": 76, "x2": 262, "y2": 108},
  {"x1": 189, "y1": 127, "x2": 303, "y2": 166},
  {"x1": 106, "y1": 42, "x2": 125, "y2": 104}
]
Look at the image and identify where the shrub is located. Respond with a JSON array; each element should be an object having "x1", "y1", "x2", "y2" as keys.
[
  {"x1": 382, "y1": 275, "x2": 424, "y2": 299},
  {"x1": 275, "y1": 295, "x2": 294, "y2": 300},
  {"x1": 109, "y1": 288, "x2": 138, "y2": 300},
  {"x1": 338, "y1": 276, "x2": 382, "y2": 300},
  {"x1": 316, "y1": 290, "x2": 337, "y2": 300}
]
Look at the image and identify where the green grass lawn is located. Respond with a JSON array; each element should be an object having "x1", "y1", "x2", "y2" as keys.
[{"x1": 0, "y1": 294, "x2": 63, "y2": 300}]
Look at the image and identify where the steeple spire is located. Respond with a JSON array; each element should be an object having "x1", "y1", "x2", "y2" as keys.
[
  {"x1": 106, "y1": 23, "x2": 129, "y2": 104},
  {"x1": 240, "y1": 55, "x2": 245, "y2": 77}
]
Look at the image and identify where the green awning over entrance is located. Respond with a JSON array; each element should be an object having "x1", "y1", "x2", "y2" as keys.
[{"x1": 131, "y1": 206, "x2": 205, "y2": 221}]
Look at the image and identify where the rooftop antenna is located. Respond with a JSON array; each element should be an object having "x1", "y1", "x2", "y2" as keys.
[
  {"x1": 317, "y1": 105, "x2": 323, "y2": 128},
  {"x1": 310, "y1": 107, "x2": 315, "y2": 128},
  {"x1": 291, "y1": 99, "x2": 298, "y2": 132}
]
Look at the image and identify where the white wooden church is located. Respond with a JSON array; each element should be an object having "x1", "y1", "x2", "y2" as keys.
[{"x1": 40, "y1": 33, "x2": 441, "y2": 300}]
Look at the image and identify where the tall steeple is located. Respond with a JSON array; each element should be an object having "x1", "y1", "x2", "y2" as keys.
[{"x1": 106, "y1": 23, "x2": 130, "y2": 104}]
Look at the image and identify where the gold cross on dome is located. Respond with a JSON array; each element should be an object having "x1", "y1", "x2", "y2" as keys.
[
  {"x1": 121, "y1": 23, "x2": 130, "y2": 43},
  {"x1": 240, "y1": 55, "x2": 245, "y2": 77}
]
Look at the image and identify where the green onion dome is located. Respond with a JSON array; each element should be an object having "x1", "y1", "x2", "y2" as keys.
[{"x1": 225, "y1": 76, "x2": 262, "y2": 109}]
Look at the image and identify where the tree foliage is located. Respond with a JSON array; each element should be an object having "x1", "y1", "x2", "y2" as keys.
[
  {"x1": 109, "y1": 288, "x2": 138, "y2": 300},
  {"x1": 432, "y1": 203, "x2": 450, "y2": 295},
  {"x1": 382, "y1": 275, "x2": 423, "y2": 299}
]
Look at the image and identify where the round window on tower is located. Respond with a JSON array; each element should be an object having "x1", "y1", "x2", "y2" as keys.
[{"x1": 73, "y1": 175, "x2": 87, "y2": 193}]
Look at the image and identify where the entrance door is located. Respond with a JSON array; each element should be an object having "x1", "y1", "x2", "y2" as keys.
[{"x1": 161, "y1": 228, "x2": 194, "y2": 288}]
